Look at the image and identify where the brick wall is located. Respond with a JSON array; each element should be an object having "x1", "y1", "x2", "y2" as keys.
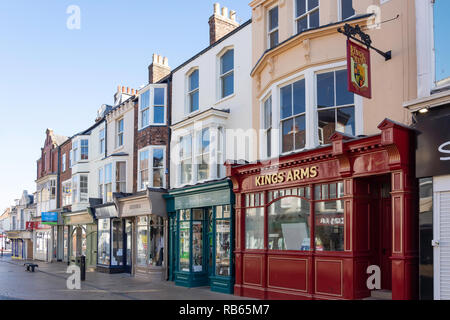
[{"x1": 59, "y1": 140, "x2": 72, "y2": 209}]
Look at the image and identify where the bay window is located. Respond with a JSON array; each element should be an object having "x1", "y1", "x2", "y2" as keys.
[
  {"x1": 139, "y1": 85, "x2": 167, "y2": 129},
  {"x1": 196, "y1": 128, "x2": 210, "y2": 181},
  {"x1": 180, "y1": 135, "x2": 192, "y2": 185},
  {"x1": 317, "y1": 69, "x2": 355, "y2": 145},
  {"x1": 138, "y1": 147, "x2": 166, "y2": 190},
  {"x1": 98, "y1": 168, "x2": 104, "y2": 200},
  {"x1": 115, "y1": 161, "x2": 126, "y2": 193},
  {"x1": 62, "y1": 180, "x2": 72, "y2": 206},
  {"x1": 188, "y1": 70, "x2": 199, "y2": 113},
  {"x1": 281, "y1": 79, "x2": 306, "y2": 153},
  {"x1": 80, "y1": 175, "x2": 88, "y2": 202},
  {"x1": 340, "y1": 0, "x2": 355, "y2": 21},
  {"x1": 72, "y1": 141, "x2": 78, "y2": 165},
  {"x1": 220, "y1": 49, "x2": 234, "y2": 99},
  {"x1": 105, "y1": 163, "x2": 112, "y2": 202},
  {"x1": 72, "y1": 176, "x2": 78, "y2": 203},
  {"x1": 295, "y1": 0, "x2": 319, "y2": 34},
  {"x1": 268, "y1": 6, "x2": 279, "y2": 49}
]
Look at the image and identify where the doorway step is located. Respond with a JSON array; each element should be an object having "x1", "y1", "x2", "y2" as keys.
[{"x1": 363, "y1": 290, "x2": 392, "y2": 300}]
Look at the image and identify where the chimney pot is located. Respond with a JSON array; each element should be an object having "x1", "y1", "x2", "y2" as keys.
[
  {"x1": 230, "y1": 10, "x2": 236, "y2": 21},
  {"x1": 122, "y1": 86, "x2": 125, "y2": 93},
  {"x1": 163, "y1": 57, "x2": 169, "y2": 66},
  {"x1": 214, "y1": 3, "x2": 220, "y2": 15},
  {"x1": 153, "y1": 53, "x2": 158, "y2": 64},
  {"x1": 221, "y1": 7, "x2": 228, "y2": 17},
  {"x1": 127, "y1": 87, "x2": 130, "y2": 94}
]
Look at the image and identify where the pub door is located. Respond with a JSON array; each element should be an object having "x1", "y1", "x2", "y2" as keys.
[{"x1": 380, "y1": 196, "x2": 392, "y2": 290}]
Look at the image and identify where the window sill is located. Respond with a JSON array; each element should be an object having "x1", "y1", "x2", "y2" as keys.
[
  {"x1": 138, "y1": 123, "x2": 167, "y2": 131},
  {"x1": 214, "y1": 93, "x2": 235, "y2": 106}
]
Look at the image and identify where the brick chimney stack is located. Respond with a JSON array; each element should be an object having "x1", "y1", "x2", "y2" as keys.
[
  {"x1": 148, "y1": 53, "x2": 171, "y2": 84},
  {"x1": 209, "y1": 3, "x2": 239, "y2": 45}
]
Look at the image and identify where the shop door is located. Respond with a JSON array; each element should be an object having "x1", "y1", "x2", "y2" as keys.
[
  {"x1": 380, "y1": 197, "x2": 392, "y2": 290},
  {"x1": 206, "y1": 208, "x2": 214, "y2": 281},
  {"x1": 124, "y1": 219, "x2": 132, "y2": 273},
  {"x1": 435, "y1": 191, "x2": 450, "y2": 299}
]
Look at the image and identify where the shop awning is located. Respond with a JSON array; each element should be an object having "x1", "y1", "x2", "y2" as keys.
[
  {"x1": 117, "y1": 189, "x2": 168, "y2": 218},
  {"x1": 63, "y1": 209, "x2": 95, "y2": 225},
  {"x1": 92, "y1": 204, "x2": 118, "y2": 219}
]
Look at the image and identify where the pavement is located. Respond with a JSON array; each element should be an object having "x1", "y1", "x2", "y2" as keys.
[{"x1": 0, "y1": 254, "x2": 253, "y2": 300}]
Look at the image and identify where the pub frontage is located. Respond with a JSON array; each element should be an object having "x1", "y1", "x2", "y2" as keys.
[{"x1": 226, "y1": 119, "x2": 418, "y2": 300}]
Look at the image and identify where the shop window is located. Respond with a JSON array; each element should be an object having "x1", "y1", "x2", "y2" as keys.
[
  {"x1": 188, "y1": 69, "x2": 199, "y2": 113},
  {"x1": 340, "y1": 0, "x2": 355, "y2": 20},
  {"x1": 179, "y1": 210, "x2": 191, "y2": 272},
  {"x1": 263, "y1": 96, "x2": 272, "y2": 158},
  {"x1": 434, "y1": 0, "x2": 450, "y2": 86},
  {"x1": 196, "y1": 128, "x2": 210, "y2": 181},
  {"x1": 268, "y1": 197, "x2": 311, "y2": 250},
  {"x1": 180, "y1": 134, "x2": 193, "y2": 185},
  {"x1": 115, "y1": 161, "x2": 126, "y2": 193},
  {"x1": 280, "y1": 79, "x2": 306, "y2": 153},
  {"x1": 268, "y1": 6, "x2": 279, "y2": 49},
  {"x1": 216, "y1": 205, "x2": 231, "y2": 276},
  {"x1": 98, "y1": 219, "x2": 110, "y2": 265},
  {"x1": 112, "y1": 220, "x2": 123, "y2": 266},
  {"x1": 245, "y1": 207, "x2": 264, "y2": 250},
  {"x1": 317, "y1": 70, "x2": 355, "y2": 145},
  {"x1": 314, "y1": 182, "x2": 345, "y2": 251},
  {"x1": 137, "y1": 216, "x2": 149, "y2": 267},
  {"x1": 295, "y1": 0, "x2": 319, "y2": 34},
  {"x1": 192, "y1": 209, "x2": 204, "y2": 272},
  {"x1": 220, "y1": 49, "x2": 234, "y2": 98}
]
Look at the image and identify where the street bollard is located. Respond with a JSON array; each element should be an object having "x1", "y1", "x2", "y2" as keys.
[{"x1": 80, "y1": 255, "x2": 86, "y2": 281}]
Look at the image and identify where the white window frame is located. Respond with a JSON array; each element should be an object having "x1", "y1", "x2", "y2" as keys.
[
  {"x1": 72, "y1": 175, "x2": 79, "y2": 203},
  {"x1": 99, "y1": 128, "x2": 105, "y2": 155},
  {"x1": 72, "y1": 141, "x2": 78, "y2": 165},
  {"x1": 69, "y1": 150, "x2": 73, "y2": 168},
  {"x1": 98, "y1": 167, "x2": 104, "y2": 200},
  {"x1": 114, "y1": 160, "x2": 127, "y2": 193},
  {"x1": 50, "y1": 179, "x2": 56, "y2": 200},
  {"x1": 80, "y1": 139, "x2": 89, "y2": 161},
  {"x1": 259, "y1": 61, "x2": 363, "y2": 159},
  {"x1": 218, "y1": 48, "x2": 235, "y2": 100},
  {"x1": 116, "y1": 118, "x2": 124, "y2": 148},
  {"x1": 267, "y1": 5, "x2": 279, "y2": 49},
  {"x1": 186, "y1": 68, "x2": 200, "y2": 114},
  {"x1": 262, "y1": 94, "x2": 273, "y2": 159},
  {"x1": 137, "y1": 146, "x2": 166, "y2": 191},
  {"x1": 294, "y1": 0, "x2": 320, "y2": 34},
  {"x1": 337, "y1": 0, "x2": 355, "y2": 21},
  {"x1": 179, "y1": 133, "x2": 193, "y2": 186},
  {"x1": 62, "y1": 179, "x2": 72, "y2": 207},
  {"x1": 80, "y1": 175, "x2": 88, "y2": 203},
  {"x1": 138, "y1": 84, "x2": 168, "y2": 130},
  {"x1": 62, "y1": 154, "x2": 66, "y2": 172},
  {"x1": 104, "y1": 163, "x2": 113, "y2": 203}
]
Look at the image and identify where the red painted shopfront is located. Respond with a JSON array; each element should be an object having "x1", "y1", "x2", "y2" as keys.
[{"x1": 226, "y1": 119, "x2": 418, "y2": 300}]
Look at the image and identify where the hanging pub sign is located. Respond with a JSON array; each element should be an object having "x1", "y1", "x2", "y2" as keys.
[{"x1": 347, "y1": 39, "x2": 372, "y2": 99}]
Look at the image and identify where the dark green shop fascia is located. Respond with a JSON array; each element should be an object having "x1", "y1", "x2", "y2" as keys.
[{"x1": 164, "y1": 179, "x2": 234, "y2": 294}]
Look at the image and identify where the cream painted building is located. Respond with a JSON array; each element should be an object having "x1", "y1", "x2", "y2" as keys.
[{"x1": 249, "y1": 0, "x2": 418, "y2": 159}]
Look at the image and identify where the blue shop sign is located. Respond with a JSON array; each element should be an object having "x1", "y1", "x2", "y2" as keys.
[{"x1": 42, "y1": 212, "x2": 58, "y2": 225}]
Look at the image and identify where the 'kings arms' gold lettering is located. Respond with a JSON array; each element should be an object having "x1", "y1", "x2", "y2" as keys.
[{"x1": 255, "y1": 166, "x2": 318, "y2": 187}]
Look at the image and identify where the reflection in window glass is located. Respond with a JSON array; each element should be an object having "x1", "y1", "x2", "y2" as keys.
[
  {"x1": 268, "y1": 197, "x2": 310, "y2": 250},
  {"x1": 98, "y1": 219, "x2": 110, "y2": 265},
  {"x1": 315, "y1": 200, "x2": 344, "y2": 251},
  {"x1": 112, "y1": 220, "x2": 123, "y2": 266},
  {"x1": 192, "y1": 221, "x2": 203, "y2": 272},
  {"x1": 341, "y1": 0, "x2": 355, "y2": 20},
  {"x1": 137, "y1": 216, "x2": 148, "y2": 267},
  {"x1": 179, "y1": 210, "x2": 190, "y2": 272},
  {"x1": 216, "y1": 217, "x2": 231, "y2": 276},
  {"x1": 245, "y1": 208, "x2": 264, "y2": 249}
]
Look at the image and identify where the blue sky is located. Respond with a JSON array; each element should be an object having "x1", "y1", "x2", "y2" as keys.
[{"x1": 0, "y1": 0, "x2": 251, "y2": 211}]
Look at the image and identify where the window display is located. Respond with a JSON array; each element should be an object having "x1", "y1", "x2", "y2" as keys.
[
  {"x1": 216, "y1": 205, "x2": 231, "y2": 276},
  {"x1": 245, "y1": 208, "x2": 264, "y2": 249},
  {"x1": 268, "y1": 197, "x2": 310, "y2": 250},
  {"x1": 112, "y1": 220, "x2": 123, "y2": 266},
  {"x1": 97, "y1": 219, "x2": 110, "y2": 265},
  {"x1": 179, "y1": 210, "x2": 190, "y2": 272},
  {"x1": 192, "y1": 209, "x2": 203, "y2": 272},
  {"x1": 137, "y1": 216, "x2": 148, "y2": 267}
]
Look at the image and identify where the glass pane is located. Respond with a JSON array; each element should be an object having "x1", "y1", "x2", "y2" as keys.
[
  {"x1": 336, "y1": 107, "x2": 355, "y2": 136},
  {"x1": 293, "y1": 79, "x2": 306, "y2": 115},
  {"x1": 97, "y1": 219, "x2": 110, "y2": 265},
  {"x1": 294, "y1": 116, "x2": 306, "y2": 150},
  {"x1": 192, "y1": 221, "x2": 203, "y2": 272},
  {"x1": 318, "y1": 109, "x2": 336, "y2": 145},
  {"x1": 193, "y1": 209, "x2": 203, "y2": 220},
  {"x1": 189, "y1": 70, "x2": 199, "y2": 91},
  {"x1": 201, "y1": 128, "x2": 210, "y2": 153},
  {"x1": 221, "y1": 50, "x2": 234, "y2": 74},
  {"x1": 180, "y1": 209, "x2": 191, "y2": 221},
  {"x1": 315, "y1": 200, "x2": 345, "y2": 251},
  {"x1": 280, "y1": 84, "x2": 292, "y2": 119},
  {"x1": 322, "y1": 184, "x2": 329, "y2": 200},
  {"x1": 296, "y1": 0, "x2": 306, "y2": 17},
  {"x1": 181, "y1": 159, "x2": 192, "y2": 184},
  {"x1": 317, "y1": 72, "x2": 335, "y2": 108},
  {"x1": 140, "y1": 151, "x2": 149, "y2": 170},
  {"x1": 154, "y1": 87, "x2": 165, "y2": 105},
  {"x1": 112, "y1": 220, "x2": 123, "y2": 266},
  {"x1": 153, "y1": 169, "x2": 163, "y2": 188},
  {"x1": 141, "y1": 109, "x2": 149, "y2": 127},
  {"x1": 222, "y1": 73, "x2": 234, "y2": 97},
  {"x1": 315, "y1": 185, "x2": 321, "y2": 200},
  {"x1": 137, "y1": 219, "x2": 148, "y2": 267},
  {"x1": 140, "y1": 90, "x2": 150, "y2": 110},
  {"x1": 149, "y1": 216, "x2": 164, "y2": 266},
  {"x1": 181, "y1": 135, "x2": 192, "y2": 158},
  {"x1": 338, "y1": 182, "x2": 344, "y2": 198},
  {"x1": 179, "y1": 221, "x2": 190, "y2": 272},
  {"x1": 308, "y1": 0, "x2": 318, "y2": 9},
  {"x1": 245, "y1": 208, "x2": 264, "y2": 249},
  {"x1": 216, "y1": 220, "x2": 231, "y2": 276},
  {"x1": 197, "y1": 154, "x2": 209, "y2": 181},
  {"x1": 190, "y1": 91, "x2": 199, "y2": 112},
  {"x1": 153, "y1": 149, "x2": 164, "y2": 168},
  {"x1": 282, "y1": 119, "x2": 294, "y2": 153},
  {"x1": 330, "y1": 183, "x2": 337, "y2": 199},
  {"x1": 341, "y1": 0, "x2": 355, "y2": 20},
  {"x1": 269, "y1": 30, "x2": 279, "y2": 48},
  {"x1": 268, "y1": 197, "x2": 311, "y2": 250},
  {"x1": 269, "y1": 6, "x2": 278, "y2": 30},
  {"x1": 419, "y1": 177, "x2": 433, "y2": 300},
  {"x1": 434, "y1": 1, "x2": 450, "y2": 84},
  {"x1": 336, "y1": 69, "x2": 354, "y2": 106},
  {"x1": 154, "y1": 106, "x2": 164, "y2": 124},
  {"x1": 297, "y1": 16, "x2": 308, "y2": 33},
  {"x1": 216, "y1": 206, "x2": 223, "y2": 219},
  {"x1": 309, "y1": 9, "x2": 319, "y2": 29},
  {"x1": 264, "y1": 96, "x2": 272, "y2": 129}
]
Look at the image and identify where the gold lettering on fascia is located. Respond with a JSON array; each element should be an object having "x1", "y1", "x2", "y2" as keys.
[{"x1": 255, "y1": 166, "x2": 318, "y2": 187}]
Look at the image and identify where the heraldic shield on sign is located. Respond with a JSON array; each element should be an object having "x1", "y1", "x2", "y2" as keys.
[{"x1": 347, "y1": 39, "x2": 372, "y2": 99}]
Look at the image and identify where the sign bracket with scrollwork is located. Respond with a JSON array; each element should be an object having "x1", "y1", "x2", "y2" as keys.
[{"x1": 337, "y1": 24, "x2": 391, "y2": 61}]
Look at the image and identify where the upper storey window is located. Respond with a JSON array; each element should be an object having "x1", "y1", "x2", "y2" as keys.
[
  {"x1": 188, "y1": 69, "x2": 199, "y2": 113},
  {"x1": 220, "y1": 49, "x2": 234, "y2": 99},
  {"x1": 340, "y1": 0, "x2": 355, "y2": 21},
  {"x1": 139, "y1": 85, "x2": 167, "y2": 129},
  {"x1": 268, "y1": 6, "x2": 279, "y2": 49},
  {"x1": 434, "y1": 0, "x2": 450, "y2": 86},
  {"x1": 295, "y1": 0, "x2": 319, "y2": 34}
]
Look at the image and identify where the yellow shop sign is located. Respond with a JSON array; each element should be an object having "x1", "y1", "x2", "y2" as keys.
[{"x1": 255, "y1": 166, "x2": 318, "y2": 187}]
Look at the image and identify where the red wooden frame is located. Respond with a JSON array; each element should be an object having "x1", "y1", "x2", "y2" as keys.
[{"x1": 226, "y1": 119, "x2": 418, "y2": 300}]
